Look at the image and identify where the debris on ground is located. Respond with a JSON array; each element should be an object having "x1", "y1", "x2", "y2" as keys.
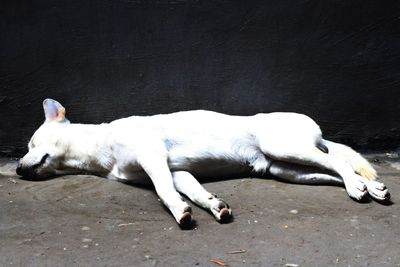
[
  {"x1": 117, "y1": 222, "x2": 136, "y2": 227},
  {"x1": 209, "y1": 259, "x2": 228, "y2": 266},
  {"x1": 227, "y1": 249, "x2": 247, "y2": 254}
]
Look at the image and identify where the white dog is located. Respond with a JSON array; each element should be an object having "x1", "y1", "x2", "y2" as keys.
[{"x1": 17, "y1": 99, "x2": 390, "y2": 228}]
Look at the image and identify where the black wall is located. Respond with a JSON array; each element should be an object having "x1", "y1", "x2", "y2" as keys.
[{"x1": 1, "y1": 0, "x2": 400, "y2": 157}]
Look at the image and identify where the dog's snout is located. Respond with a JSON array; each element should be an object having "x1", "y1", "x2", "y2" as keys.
[
  {"x1": 15, "y1": 163, "x2": 39, "y2": 179},
  {"x1": 16, "y1": 154, "x2": 49, "y2": 178},
  {"x1": 16, "y1": 162, "x2": 32, "y2": 177}
]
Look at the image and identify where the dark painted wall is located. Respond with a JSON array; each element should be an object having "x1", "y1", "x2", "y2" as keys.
[{"x1": 1, "y1": 0, "x2": 400, "y2": 157}]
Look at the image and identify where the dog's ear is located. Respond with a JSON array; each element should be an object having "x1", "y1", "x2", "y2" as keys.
[{"x1": 43, "y1": 99, "x2": 68, "y2": 123}]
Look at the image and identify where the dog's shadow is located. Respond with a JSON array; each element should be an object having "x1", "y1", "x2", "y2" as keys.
[
  {"x1": 19, "y1": 175, "x2": 57, "y2": 182},
  {"x1": 17, "y1": 171, "x2": 394, "y2": 207}
]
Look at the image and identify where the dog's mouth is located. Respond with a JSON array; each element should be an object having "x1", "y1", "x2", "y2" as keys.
[{"x1": 16, "y1": 153, "x2": 51, "y2": 180}]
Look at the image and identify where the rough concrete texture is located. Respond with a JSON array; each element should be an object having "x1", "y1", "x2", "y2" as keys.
[{"x1": 0, "y1": 154, "x2": 399, "y2": 267}]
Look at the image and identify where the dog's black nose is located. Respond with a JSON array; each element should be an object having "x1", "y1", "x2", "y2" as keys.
[{"x1": 16, "y1": 162, "x2": 23, "y2": 176}]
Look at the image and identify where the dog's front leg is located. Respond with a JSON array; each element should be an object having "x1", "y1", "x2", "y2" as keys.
[
  {"x1": 137, "y1": 154, "x2": 193, "y2": 228},
  {"x1": 172, "y1": 171, "x2": 232, "y2": 223}
]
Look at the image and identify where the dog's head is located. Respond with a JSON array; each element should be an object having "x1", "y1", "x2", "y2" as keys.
[{"x1": 16, "y1": 99, "x2": 73, "y2": 180}]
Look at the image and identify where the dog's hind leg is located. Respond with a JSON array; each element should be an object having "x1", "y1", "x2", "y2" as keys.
[
  {"x1": 269, "y1": 161, "x2": 390, "y2": 201},
  {"x1": 172, "y1": 171, "x2": 232, "y2": 223},
  {"x1": 321, "y1": 139, "x2": 390, "y2": 201},
  {"x1": 268, "y1": 161, "x2": 344, "y2": 185},
  {"x1": 260, "y1": 142, "x2": 370, "y2": 200},
  {"x1": 268, "y1": 147, "x2": 390, "y2": 201},
  {"x1": 137, "y1": 154, "x2": 193, "y2": 228}
]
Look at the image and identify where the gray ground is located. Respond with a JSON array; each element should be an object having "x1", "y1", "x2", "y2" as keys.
[{"x1": 0, "y1": 154, "x2": 399, "y2": 267}]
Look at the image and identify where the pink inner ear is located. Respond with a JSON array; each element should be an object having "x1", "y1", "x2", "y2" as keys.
[{"x1": 45, "y1": 100, "x2": 60, "y2": 121}]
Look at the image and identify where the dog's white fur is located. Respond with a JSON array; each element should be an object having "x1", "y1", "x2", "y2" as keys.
[{"x1": 17, "y1": 99, "x2": 390, "y2": 227}]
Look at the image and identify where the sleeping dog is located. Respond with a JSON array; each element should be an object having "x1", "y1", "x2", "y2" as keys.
[{"x1": 16, "y1": 99, "x2": 390, "y2": 228}]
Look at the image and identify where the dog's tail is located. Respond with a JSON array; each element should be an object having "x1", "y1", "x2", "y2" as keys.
[{"x1": 320, "y1": 139, "x2": 377, "y2": 180}]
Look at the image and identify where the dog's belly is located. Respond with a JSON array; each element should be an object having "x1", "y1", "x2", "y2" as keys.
[
  {"x1": 108, "y1": 159, "x2": 251, "y2": 185},
  {"x1": 166, "y1": 144, "x2": 265, "y2": 180},
  {"x1": 169, "y1": 157, "x2": 252, "y2": 180}
]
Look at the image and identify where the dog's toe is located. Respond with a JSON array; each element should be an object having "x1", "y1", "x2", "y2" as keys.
[
  {"x1": 370, "y1": 180, "x2": 387, "y2": 191},
  {"x1": 356, "y1": 181, "x2": 367, "y2": 192}
]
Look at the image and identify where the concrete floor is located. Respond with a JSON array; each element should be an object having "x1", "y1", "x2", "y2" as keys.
[{"x1": 0, "y1": 154, "x2": 399, "y2": 267}]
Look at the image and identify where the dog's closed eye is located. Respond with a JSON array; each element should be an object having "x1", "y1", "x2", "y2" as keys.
[{"x1": 32, "y1": 153, "x2": 50, "y2": 169}]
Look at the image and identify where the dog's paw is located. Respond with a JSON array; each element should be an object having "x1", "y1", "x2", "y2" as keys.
[
  {"x1": 178, "y1": 206, "x2": 194, "y2": 229},
  {"x1": 345, "y1": 179, "x2": 368, "y2": 201},
  {"x1": 365, "y1": 180, "x2": 390, "y2": 202},
  {"x1": 210, "y1": 199, "x2": 232, "y2": 223}
]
